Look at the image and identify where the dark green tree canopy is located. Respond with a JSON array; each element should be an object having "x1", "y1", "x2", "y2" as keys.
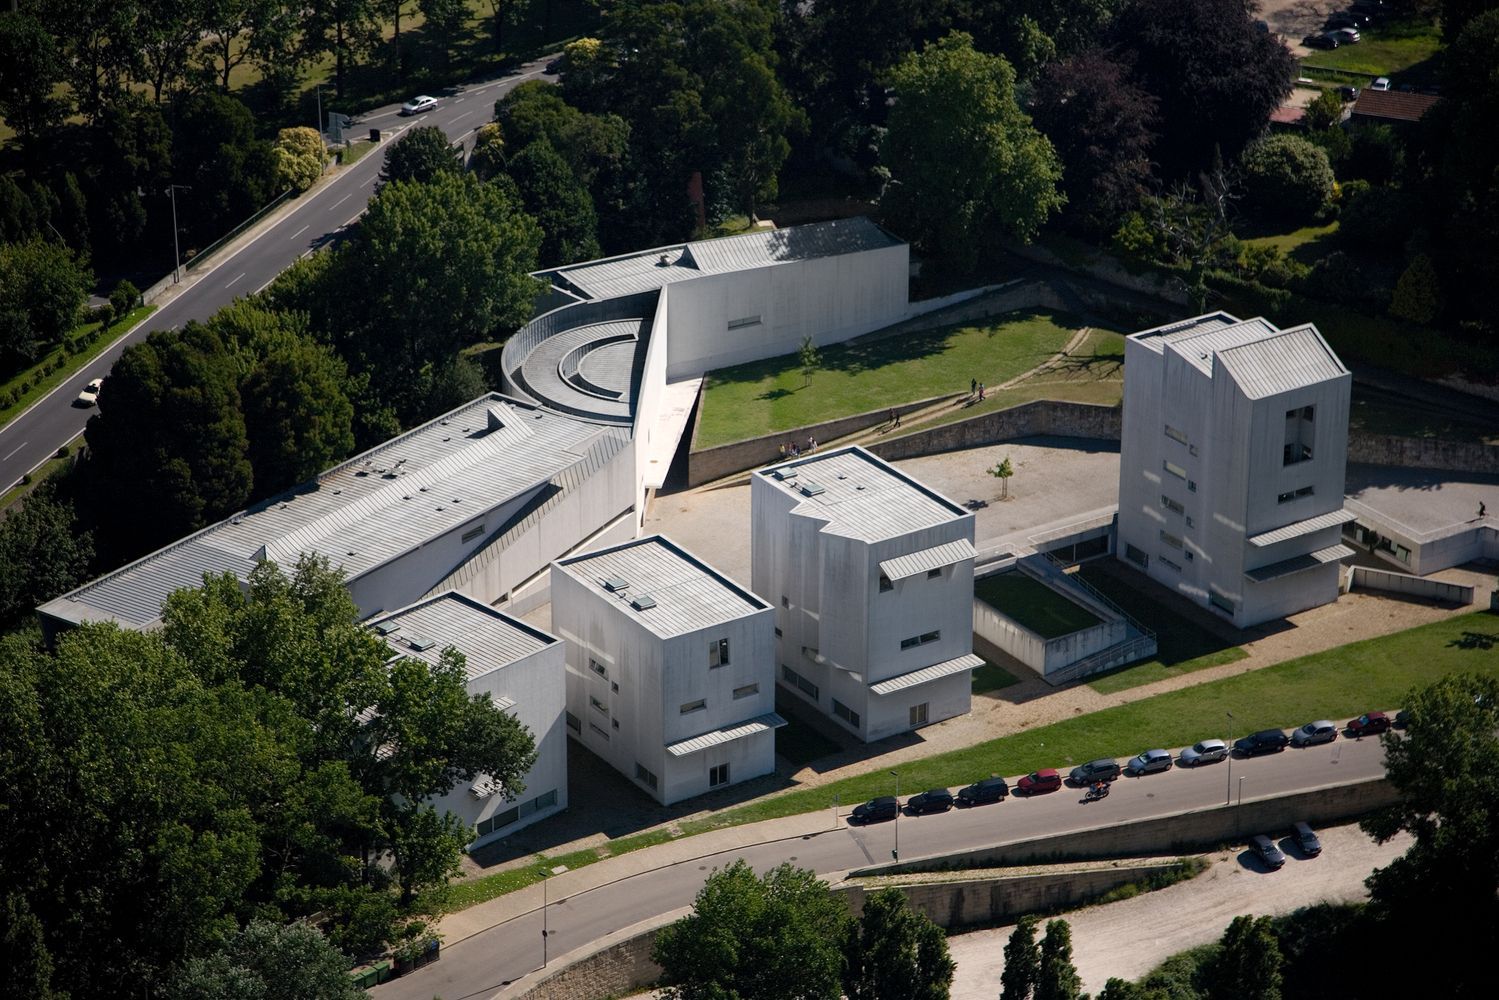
[
  {"x1": 379, "y1": 125, "x2": 464, "y2": 187},
  {"x1": 0, "y1": 238, "x2": 92, "y2": 367},
  {"x1": 1238, "y1": 134, "x2": 1335, "y2": 225},
  {"x1": 842, "y1": 888, "x2": 954, "y2": 1000},
  {"x1": 1035, "y1": 919, "x2": 1083, "y2": 1000},
  {"x1": 165, "y1": 919, "x2": 365, "y2": 1000},
  {"x1": 508, "y1": 138, "x2": 602, "y2": 267},
  {"x1": 1001, "y1": 913, "x2": 1041, "y2": 1000},
  {"x1": 0, "y1": 481, "x2": 94, "y2": 631},
  {"x1": 1204, "y1": 914, "x2": 1283, "y2": 1000}
]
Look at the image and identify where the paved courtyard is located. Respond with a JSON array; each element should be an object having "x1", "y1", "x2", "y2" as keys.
[{"x1": 1345, "y1": 463, "x2": 1499, "y2": 539}]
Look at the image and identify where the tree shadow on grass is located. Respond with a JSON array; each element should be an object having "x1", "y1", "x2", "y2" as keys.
[
  {"x1": 757, "y1": 387, "x2": 795, "y2": 402},
  {"x1": 1449, "y1": 631, "x2": 1499, "y2": 650}
]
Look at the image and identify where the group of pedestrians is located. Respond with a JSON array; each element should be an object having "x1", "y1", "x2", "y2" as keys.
[
  {"x1": 970, "y1": 377, "x2": 985, "y2": 401},
  {"x1": 779, "y1": 436, "x2": 817, "y2": 460}
]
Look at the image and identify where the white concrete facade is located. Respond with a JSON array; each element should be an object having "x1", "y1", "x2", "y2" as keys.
[
  {"x1": 550, "y1": 536, "x2": 781, "y2": 806},
  {"x1": 751, "y1": 446, "x2": 980, "y2": 743},
  {"x1": 368, "y1": 593, "x2": 567, "y2": 848},
  {"x1": 1117, "y1": 313, "x2": 1354, "y2": 628}
]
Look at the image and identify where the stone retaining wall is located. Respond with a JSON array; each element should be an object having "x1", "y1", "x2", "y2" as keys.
[
  {"x1": 1347, "y1": 431, "x2": 1499, "y2": 475},
  {"x1": 868, "y1": 400, "x2": 1122, "y2": 462}
]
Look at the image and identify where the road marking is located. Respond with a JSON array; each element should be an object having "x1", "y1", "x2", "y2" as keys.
[
  {"x1": 3, "y1": 442, "x2": 27, "y2": 462},
  {"x1": 290, "y1": 225, "x2": 309, "y2": 240},
  {"x1": 455, "y1": 97, "x2": 465, "y2": 103},
  {"x1": 451, "y1": 111, "x2": 472, "y2": 124},
  {"x1": 225, "y1": 272, "x2": 245, "y2": 288},
  {"x1": 361, "y1": 175, "x2": 377, "y2": 187},
  {"x1": 329, "y1": 193, "x2": 353, "y2": 211}
]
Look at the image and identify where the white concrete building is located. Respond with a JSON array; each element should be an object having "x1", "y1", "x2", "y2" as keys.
[
  {"x1": 751, "y1": 446, "x2": 981, "y2": 742},
  {"x1": 550, "y1": 536, "x2": 782, "y2": 805},
  {"x1": 1117, "y1": 313, "x2": 1355, "y2": 628},
  {"x1": 368, "y1": 593, "x2": 566, "y2": 848}
]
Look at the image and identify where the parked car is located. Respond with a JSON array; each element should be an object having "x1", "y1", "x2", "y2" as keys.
[
  {"x1": 1017, "y1": 769, "x2": 1062, "y2": 795},
  {"x1": 1069, "y1": 758, "x2": 1123, "y2": 785},
  {"x1": 1235, "y1": 729, "x2": 1290, "y2": 756},
  {"x1": 1347, "y1": 711, "x2": 1391, "y2": 737},
  {"x1": 400, "y1": 95, "x2": 438, "y2": 116},
  {"x1": 1394, "y1": 709, "x2": 1409, "y2": 729},
  {"x1": 1370, "y1": 76, "x2": 1392, "y2": 91},
  {"x1": 1127, "y1": 749, "x2": 1174, "y2": 776},
  {"x1": 1179, "y1": 739, "x2": 1229, "y2": 767},
  {"x1": 74, "y1": 377, "x2": 104, "y2": 407},
  {"x1": 850, "y1": 796, "x2": 898, "y2": 824},
  {"x1": 1303, "y1": 32, "x2": 1340, "y2": 49},
  {"x1": 957, "y1": 776, "x2": 1010, "y2": 806},
  {"x1": 906, "y1": 788, "x2": 955, "y2": 815},
  {"x1": 1333, "y1": 27, "x2": 1362, "y2": 43},
  {"x1": 1293, "y1": 821, "x2": 1322, "y2": 857},
  {"x1": 1291, "y1": 720, "x2": 1338, "y2": 747},
  {"x1": 1250, "y1": 834, "x2": 1287, "y2": 870},
  {"x1": 1337, "y1": 85, "x2": 1360, "y2": 101}
]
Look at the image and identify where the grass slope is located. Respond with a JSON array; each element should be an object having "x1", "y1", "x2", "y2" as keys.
[{"x1": 975, "y1": 572, "x2": 1101, "y2": 639}]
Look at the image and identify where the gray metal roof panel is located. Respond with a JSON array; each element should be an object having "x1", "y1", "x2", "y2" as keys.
[
  {"x1": 878, "y1": 539, "x2": 978, "y2": 581},
  {"x1": 1247, "y1": 508, "x2": 1357, "y2": 547},
  {"x1": 868, "y1": 653, "x2": 985, "y2": 696},
  {"x1": 665, "y1": 711, "x2": 787, "y2": 757},
  {"x1": 1215, "y1": 325, "x2": 1347, "y2": 398},
  {"x1": 370, "y1": 592, "x2": 556, "y2": 683},
  {"x1": 759, "y1": 447, "x2": 971, "y2": 543},
  {"x1": 1129, "y1": 312, "x2": 1242, "y2": 352},
  {"x1": 1162, "y1": 318, "x2": 1283, "y2": 374},
  {"x1": 1244, "y1": 543, "x2": 1354, "y2": 583},
  {"x1": 555, "y1": 536, "x2": 768, "y2": 638}
]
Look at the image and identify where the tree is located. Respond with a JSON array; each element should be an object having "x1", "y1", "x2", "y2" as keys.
[
  {"x1": 1390, "y1": 254, "x2": 1442, "y2": 324},
  {"x1": 0, "y1": 240, "x2": 92, "y2": 367},
  {"x1": 302, "y1": 0, "x2": 381, "y2": 96},
  {"x1": 1238, "y1": 134, "x2": 1335, "y2": 225},
  {"x1": 0, "y1": 11, "x2": 72, "y2": 163},
  {"x1": 1113, "y1": 0, "x2": 1296, "y2": 177},
  {"x1": 138, "y1": 0, "x2": 211, "y2": 103},
  {"x1": 1030, "y1": 48, "x2": 1159, "y2": 236},
  {"x1": 1360, "y1": 673, "x2": 1499, "y2": 997},
  {"x1": 1302, "y1": 89, "x2": 1346, "y2": 132},
  {"x1": 1203, "y1": 915, "x2": 1282, "y2": 1000},
  {"x1": 989, "y1": 456, "x2": 1015, "y2": 500},
  {"x1": 379, "y1": 125, "x2": 463, "y2": 186},
  {"x1": 165, "y1": 919, "x2": 365, "y2": 1000},
  {"x1": 506, "y1": 138, "x2": 601, "y2": 267},
  {"x1": 798, "y1": 335, "x2": 822, "y2": 388},
  {"x1": 1135, "y1": 162, "x2": 1239, "y2": 311},
  {"x1": 880, "y1": 32, "x2": 1064, "y2": 270},
  {"x1": 653, "y1": 860, "x2": 850, "y2": 1000},
  {"x1": 110, "y1": 279, "x2": 141, "y2": 319},
  {"x1": 82, "y1": 92, "x2": 174, "y2": 267},
  {"x1": 1001, "y1": 914, "x2": 1041, "y2": 1000},
  {"x1": 274, "y1": 127, "x2": 327, "y2": 192},
  {"x1": 170, "y1": 90, "x2": 282, "y2": 245},
  {"x1": 0, "y1": 481, "x2": 95, "y2": 630},
  {"x1": 843, "y1": 888, "x2": 953, "y2": 1000},
  {"x1": 418, "y1": 0, "x2": 467, "y2": 69},
  {"x1": 1035, "y1": 919, "x2": 1083, "y2": 1000},
  {"x1": 496, "y1": 81, "x2": 631, "y2": 189}
]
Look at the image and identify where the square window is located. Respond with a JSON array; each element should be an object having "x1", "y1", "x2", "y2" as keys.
[
  {"x1": 774, "y1": 626, "x2": 782, "y2": 638},
  {"x1": 909, "y1": 702, "x2": 929, "y2": 727},
  {"x1": 781, "y1": 595, "x2": 790, "y2": 608},
  {"x1": 1125, "y1": 544, "x2": 1148, "y2": 568},
  {"x1": 927, "y1": 567, "x2": 942, "y2": 579},
  {"x1": 611, "y1": 681, "x2": 619, "y2": 694},
  {"x1": 733, "y1": 683, "x2": 759, "y2": 699},
  {"x1": 879, "y1": 574, "x2": 893, "y2": 592},
  {"x1": 589, "y1": 658, "x2": 608, "y2": 679},
  {"x1": 589, "y1": 695, "x2": 608, "y2": 715},
  {"x1": 565, "y1": 711, "x2": 581, "y2": 734},
  {"x1": 709, "y1": 763, "x2": 730, "y2": 787}
]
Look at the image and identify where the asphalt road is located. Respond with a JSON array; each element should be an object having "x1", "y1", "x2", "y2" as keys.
[
  {"x1": 375, "y1": 737, "x2": 1387, "y2": 1000},
  {"x1": 0, "y1": 58, "x2": 557, "y2": 493}
]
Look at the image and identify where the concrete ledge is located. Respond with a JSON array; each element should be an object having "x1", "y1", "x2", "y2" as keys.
[{"x1": 868, "y1": 400, "x2": 1122, "y2": 463}]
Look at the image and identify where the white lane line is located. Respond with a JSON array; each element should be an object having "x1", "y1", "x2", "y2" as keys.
[
  {"x1": 3, "y1": 442, "x2": 28, "y2": 462},
  {"x1": 455, "y1": 97, "x2": 465, "y2": 103},
  {"x1": 451, "y1": 110, "x2": 472, "y2": 124},
  {"x1": 342, "y1": 212, "x2": 364, "y2": 228},
  {"x1": 225, "y1": 272, "x2": 245, "y2": 288},
  {"x1": 290, "y1": 225, "x2": 309, "y2": 240},
  {"x1": 361, "y1": 175, "x2": 377, "y2": 187},
  {"x1": 329, "y1": 193, "x2": 353, "y2": 212}
]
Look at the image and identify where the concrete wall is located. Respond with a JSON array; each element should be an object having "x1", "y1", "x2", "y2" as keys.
[
  {"x1": 1349, "y1": 565, "x2": 1475, "y2": 604},
  {"x1": 868, "y1": 400, "x2": 1122, "y2": 464},
  {"x1": 688, "y1": 393, "x2": 959, "y2": 487},
  {"x1": 1006, "y1": 239, "x2": 1193, "y2": 307},
  {"x1": 632, "y1": 295, "x2": 672, "y2": 524},
  {"x1": 1348, "y1": 432, "x2": 1499, "y2": 475}
]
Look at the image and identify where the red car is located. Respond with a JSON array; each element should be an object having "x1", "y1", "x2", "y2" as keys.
[
  {"x1": 1347, "y1": 711, "x2": 1391, "y2": 737},
  {"x1": 1017, "y1": 768, "x2": 1062, "y2": 795}
]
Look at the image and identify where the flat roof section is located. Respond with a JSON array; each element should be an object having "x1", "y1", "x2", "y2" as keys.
[
  {"x1": 1345, "y1": 464, "x2": 1499, "y2": 543},
  {"x1": 370, "y1": 592, "x2": 556, "y2": 683},
  {"x1": 758, "y1": 446, "x2": 972, "y2": 542},
  {"x1": 42, "y1": 394, "x2": 624, "y2": 629},
  {"x1": 554, "y1": 535, "x2": 769, "y2": 638}
]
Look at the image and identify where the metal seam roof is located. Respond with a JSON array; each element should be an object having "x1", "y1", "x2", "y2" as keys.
[
  {"x1": 879, "y1": 539, "x2": 978, "y2": 581},
  {"x1": 760, "y1": 446, "x2": 971, "y2": 543},
  {"x1": 369, "y1": 593, "x2": 556, "y2": 683},
  {"x1": 1215, "y1": 325, "x2": 1347, "y2": 399},
  {"x1": 1247, "y1": 509, "x2": 1357, "y2": 547},
  {"x1": 1244, "y1": 544, "x2": 1354, "y2": 583},
  {"x1": 868, "y1": 653, "x2": 985, "y2": 696},
  {"x1": 665, "y1": 712, "x2": 787, "y2": 757}
]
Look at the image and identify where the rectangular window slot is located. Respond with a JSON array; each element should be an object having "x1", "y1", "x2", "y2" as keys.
[
  {"x1": 461, "y1": 524, "x2": 486, "y2": 543},
  {"x1": 833, "y1": 699, "x2": 861, "y2": 729},
  {"x1": 1161, "y1": 495, "x2": 1185, "y2": 515},
  {"x1": 1159, "y1": 531, "x2": 1183, "y2": 549},
  {"x1": 733, "y1": 683, "x2": 759, "y2": 699},
  {"x1": 709, "y1": 763, "x2": 730, "y2": 787},
  {"x1": 782, "y1": 664, "x2": 819, "y2": 701},
  {"x1": 680, "y1": 699, "x2": 706, "y2": 714},
  {"x1": 589, "y1": 722, "x2": 609, "y2": 740},
  {"x1": 1125, "y1": 544, "x2": 1148, "y2": 568},
  {"x1": 927, "y1": 567, "x2": 942, "y2": 579},
  {"x1": 1163, "y1": 460, "x2": 1186, "y2": 480},
  {"x1": 589, "y1": 658, "x2": 608, "y2": 679},
  {"x1": 635, "y1": 763, "x2": 658, "y2": 790},
  {"x1": 589, "y1": 695, "x2": 608, "y2": 714},
  {"x1": 910, "y1": 702, "x2": 929, "y2": 727},
  {"x1": 879, "y1": 574, "x2": 893, "y2": 592},
  {"x1": 727, "y1": 315, "x2": 762, "y2": 330},
  {"x1": 708, "y1": 638, "x2": 730, "y2": 668},
  {"x1": 1164, "y1": 424, "x2": 1188, "y2": 445}
]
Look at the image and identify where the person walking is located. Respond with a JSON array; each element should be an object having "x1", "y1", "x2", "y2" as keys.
[
  {"x1": 978, "y1": 382, "x2": 985, "y2": 401},
  {"x1": 970, "y1": 377, "x2": 977, "y2": 397},
  {"x1": 779, "y1": 443, "x2": 786, "y2": 459}
]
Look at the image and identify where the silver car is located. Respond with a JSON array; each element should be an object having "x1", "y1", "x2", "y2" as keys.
[
  {"x1": 1127, "y1": 748, "x2": 1174, "y2": 775},
  {"x1": 1291, "y1": 720, "x2": 1338, "y2": 747},
  {"x1": 1179, "y1": 739, "x2": 1229, "y2": 766}
]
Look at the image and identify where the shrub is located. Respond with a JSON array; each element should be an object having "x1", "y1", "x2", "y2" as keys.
[
  {"x1": 1303, "y1": 89, "x2": 1346, "y2": 131},
  {"x1": 1390, "y1": 254, "x2": 1442, "y2": 324},
  {"x1": 1338, "y1": 184, "x2": 1414, "y2": 255},
  {"x1": 109, "y1": 279, "x2": 140, "y2": 319},
  {"x1": 273, "y1": 127, "x2": 326, "y2": 193},
  {"x1": 1239, "y1": 134, "x2": 1336, "y2": 224},
  {"x1": 56, "y1": 444, "x2": 70, "y2": 458},
  {"x1": 88, "y1": 303, "x2": 114, "y2": 328}
]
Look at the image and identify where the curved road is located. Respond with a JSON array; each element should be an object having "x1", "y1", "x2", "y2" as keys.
[
  {"x1": 375, "y1": 737, "x2": 1387, "y2": 1000},
  {"x1": 0, "y1": 58, "x2": 557, "y2": 493}
]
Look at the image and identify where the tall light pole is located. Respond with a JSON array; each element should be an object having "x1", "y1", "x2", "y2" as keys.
[
  {"x1": 541, "y1": 866, "x2": 550, "y2": 968},
  {"x1": 315, "y1": 84, "x2": 323, "y2": 137},
  {"x1": 890, "y1": 770, "x2": 900, "y2": 862},
  {"x1": 1225, "y1": 711, "x2": 1234, "y2": 806},
  {"x1": 167, "y1": 184, "x2": 191, "y2": 283}
]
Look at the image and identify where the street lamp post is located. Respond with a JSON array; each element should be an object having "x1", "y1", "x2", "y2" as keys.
[
  {"x1": 167, "y1": 184, "x2": 191, "y2": 283},
  {"x1": 1225, "y1": 711, "x2": 1234, "y2": 806},
  {"x1": 541, "y1": 867, "x2": 550, "y2": 968},
  {"x1": 890, "y1": 770, "x2": 900, "y2": 861},
  {"x1": 315, "y1": 84, "x2": 323, "y2": 137}
]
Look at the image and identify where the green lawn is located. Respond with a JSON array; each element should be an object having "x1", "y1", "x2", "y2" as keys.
[
  {"x1": 0, "y1": 305, "x2": 155, "y2": 431},
  {"x1": 682, "y1": 610, "x2": 1499, "y2": 834},
  {"x1": 1301, "y1": 18, "x2": 1442, "y2": 80},
  {"x1": 693, "y1": 309, "x2": 1082, "y2": 448},
  {"x1": 1077, "y1": 564, "x2": 1248, "y2": 693},
  {"x1": 972, "y1": 660, "x2": 1021, "y2": 695},
  {"x1": 1349, "y1": 387, "x2": 1499, "y2": 445},
  {"x1": 1243, "y1": 222, "x2": 1340, "y2": 267},
  {"x1": 975, "y1": 572, "x2": 1102, "y2": 639}
]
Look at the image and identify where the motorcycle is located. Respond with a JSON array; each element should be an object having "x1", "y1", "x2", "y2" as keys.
[{"x1": 1082, "y1": 783, "x2": 1110, "y2": 803}]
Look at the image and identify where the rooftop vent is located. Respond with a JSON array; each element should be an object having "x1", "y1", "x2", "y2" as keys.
[
  {"x1": 657, "y1": 253, "x2": 670, "y2": 266},
  {"x1": 630, "y1": 594, "x2": 657, "y2": 611},
  {"x1": 407, "y1": 636, "x2": 437, "y2": 652},
  {"x1": 601, "y1": 576, "x2": 630, "y2": 593},
  {"x1": 770, "y1": 467, "x2": 792, "y2": 480},
  {"x1": 798, "y1": 481, "x2": 825, "y2": 497},
  {"x1": 375, "y1": 621, "x2": 401, "y2": 636}
]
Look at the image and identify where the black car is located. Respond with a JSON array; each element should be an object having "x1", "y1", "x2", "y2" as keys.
[
  {"x1": 906, "y1": 788, "x2": 955, "y2": 814},
  {"x1": 957, "y1": 776, "x2": 1010, "y2": 806},
  {"x1": 1235, "y1": 729, "x2": 1290, "y2": 756},
  {"x1": 1293, "y1": 821, "x2": 1322, "y2": 857},
  {"x1": 1303, "y1": 32, "x2": 1340, "y2": 49},
  {"x1": 850, "y1": 796, "x2": 899, "y2": 824},
  {"x1": 1068, "y1": 758, "x2": 1123, "y2": 785},
  {"x1": 1250, "y1": 834, "x2": 1287, "y2": 870}
]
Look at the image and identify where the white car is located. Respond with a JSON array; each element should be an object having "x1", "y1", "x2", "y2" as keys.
[
  {"x1": 1179, "y1": 739, "x2": 1229, "y2": 766},
  {"x1": 1370, "y1": 77, "x2": 1391, "y2": 91},
  {"x1": 75, "y1": 377, "x2": 104, "y2": 407},
  {"x1": 400, "y1": 95, "x2": 438, "y2": 116},
  {"x1": 1333, "y1": 27, "x2": 1361, "y2": 44}
]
